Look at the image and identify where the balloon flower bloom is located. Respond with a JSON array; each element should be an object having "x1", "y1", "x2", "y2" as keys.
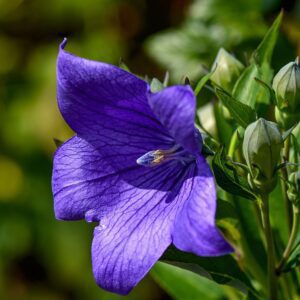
[{"x1": 52, "y1": 39, "x2": 232, "y2": 295}]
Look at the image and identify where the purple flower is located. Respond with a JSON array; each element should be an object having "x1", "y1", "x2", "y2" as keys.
[{"x1": 52, "y1": 39, "x2": 233, "y2": 295}]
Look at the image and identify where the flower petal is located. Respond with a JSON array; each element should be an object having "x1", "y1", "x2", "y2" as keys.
[
  {"x1": 91, "y1": 191, "x2": 178, "y2": 295},
  {"x1": 52, "y1": 137, "x2": 217, "y2": 293},
  {"x1": 147, "y1": 85, "x2": 200, "y2": 154},
  {"x1": 52, "y1": 135, "x2": 193, "y2": 222},
  {"x1": 52, "y1": 119, "x2": 229, "y2": 293},
  {"x1": 172, "y1": 156, "x2": 233, "y2": 256},
  {"x1": 90, "y1": 159, "x2": 230, "y2": 294},
  {"x1": 57, "y1": 39, "x2": 173, "y2": 170},
  {"x1": 52, "y1": 135, "x2": 117, "y2": 220}
]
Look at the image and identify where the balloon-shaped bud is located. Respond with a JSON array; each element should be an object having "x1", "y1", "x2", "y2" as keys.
[
  {"x1": 243, "y1": 118, "x2": 283, "y2": 193},
  {"x1": 210, "y1": 48, "x2": 244, "y2": 93},
  {"x1": 273, "y1": 58, "x2": 300, "y2": 128},
  {"x1": 287, "y1": 172, "x2": 300, "y2": 207}
]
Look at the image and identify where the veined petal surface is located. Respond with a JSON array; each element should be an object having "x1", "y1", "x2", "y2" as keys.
[
  {"x1": 54, "y1": 41, "x2": 232, "y2": 295},
  {"x1": 57, "y1": 40, "x2": 173, "y2": 170},
  {"x1": 148, "y1": 85, "x2": 200, "y2": 154},
  {"x1": 53, "y1": 135, "x2": 186, "y2": 221},
  {"x1": 172, "y1": 156, "x2": 233, "y2": 256},
  {"x1": 52, "y1": 136, "x2": 231, "y2": 294}
]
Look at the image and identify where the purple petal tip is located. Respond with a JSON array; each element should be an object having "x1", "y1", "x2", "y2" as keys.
[{"x1": 60, "y1": 38, "x2": 68, "y2": 50}]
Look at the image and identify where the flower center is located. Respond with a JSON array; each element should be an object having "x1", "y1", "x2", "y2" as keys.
[{"x1": 136, "y1": 144, "x2": 194, "y2": 167}]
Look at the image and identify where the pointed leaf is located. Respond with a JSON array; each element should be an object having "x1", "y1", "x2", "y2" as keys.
[
  {"x1": 254, "y1": 77, "x2": 277, "y2": 104},
  {"x1": 232, "y1": 64, "x2": 261, "y2": 108},
  {"x1": 212, "y1": 148, "x2": 256, "y2": 200},
  {"x1": 232, "y1": 13, "x2": 282, "y2": 108},
  {"x1": 161, "y1": 246, "x2": 258, "y2": 299},
  {"x1": 282, "y1": 123, "x2": 299, "y2": 142},
  {"x1": 233, "y1": 64, "x2": 273, "y2": 108},
  {"x1": 151, "y1": 262, "x2": 226, "y2": 300},
  {"x1": 194, "y1": 72, "x2": 213, "y2": 96},
  {"x1": 252, "y1": 12, "x2": 283, "y2": 66},
  {"x1": 216, "y1": 89, "x2": 256, "y2": 128}
]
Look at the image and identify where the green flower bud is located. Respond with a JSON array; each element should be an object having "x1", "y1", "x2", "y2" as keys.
[
  {"x1": 287, "y1": 172, "x2": 300, "y2": 207},
  {"x1": 243, "y1": 118, "x2": 283, "y2": 193},
  {"x1": 210, "y1": 48, "x2": 244, "y2": 93},
  {"x1": 273, "y1": 58, "x2": 300, "y2": 128}
]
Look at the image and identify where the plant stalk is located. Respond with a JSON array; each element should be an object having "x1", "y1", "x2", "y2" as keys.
[
  {"x1": 228, "y1": 129, "x2": 239, "y2": 157},
  {"x1": 227, "y1": 132, "x2": 267, "y2": 293},
  {"x1": 277, "y1": 205, "x2": 300, "y2": 274},
  {"x1": 281, "y1": 137, "x2": 293, "y2": 231},
  {"x1": 261, "y1": 193, "x2": 278, "y2": 300}
]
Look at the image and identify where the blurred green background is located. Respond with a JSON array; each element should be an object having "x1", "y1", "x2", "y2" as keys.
[{"x1": 0, "y1": 0, "x2": 300, "y2": 299}]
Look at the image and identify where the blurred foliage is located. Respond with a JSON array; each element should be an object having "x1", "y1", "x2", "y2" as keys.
[
  {"x1": 145, "y1": 0, "x2": 300, "y2": 83},
  {"x1": 0, "y1": 0, "x2": 300, "y2": 299},
  {"x1": 145, "y1": 0, "x2": 266, "y2": 81}
]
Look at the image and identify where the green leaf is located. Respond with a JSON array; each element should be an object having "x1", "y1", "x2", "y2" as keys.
[
  {"x1": 233, "y1": 64, "x2": 273, "y2": 108},
  {"x1": 233, "y1": 198, "x2": 268, "y2": 290},
  {"x1": 291, "y1": 133, "x2": 300, "y2": 166},
  {"x1": 232, "y1": 64, "x2": 261, "y2": 108},
  {"x1": 216, "y1": 89, "x2": 256, "y2": 128},
  {"x1": 213, "y1": 102, "x2": 233, "y2": 146},
  {"x1": 282, "y1": 123, "x2": 299, "y2": 142},
  {"x1": 151, "y1": 262, "x2": 226, "y2": 300},
  {"x1": 232, "y1": 13, "x2": 282, "y2": 108},
  {"x1": 194, "y1": 72, "x2": 213, "y2": 96},
  {"x1": 150, "y1": 78, "x2": 164, "y2": 93},
  {"x1": 160, "y1": 246, "x2": 258, "y2": 299},
  {"x1": 285, "y1": 231, "x2": 300, "y2": 269},
  {"x1": 254, "y1": 77, "x2": 277, "y2": 105},
  {"x1": 252, "y1": 12, "x2": 283, "y2": 66},
  {"x1": 212, "y1": 147, "x2": 256, "y2": 200},
  {"x1": 216, "y1": 199, "x2": 240, "y2": 242}
]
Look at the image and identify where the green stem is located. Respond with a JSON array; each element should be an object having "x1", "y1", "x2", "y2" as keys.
[
  {"x1": 228, "y1": 129, "x2": 239, "y2": 158},
  {"x1": 261, "y1": 193, "x2": 278, "y2": 300},
  {"x1": 254, "y1": 200, "x2": 265, "y2": 244},
  {"x1": 233, "y1": 201, "x2": 267, "y2": 291},
  {"x1": 281, "y1": 137, "x2": 293, "y2": 231},
  {"x1": 277, "y1": 206, "x2": 300, "y2": 274},
  {"x1": 227, "y1": 132, "x2": 267, "y2": 293}
]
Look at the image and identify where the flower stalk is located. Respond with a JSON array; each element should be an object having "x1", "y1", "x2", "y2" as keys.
[
  {"x1": 227, "y1": 131, "x2": 267, "y2": 292},
  {"x1": 276, "y1": 205, "x2": 300, "y2": 274},
  {"x1": 261, "y1": 193, "x2": 278, "y2": 300},
  {"x1": 281, "y1": 137, "x2": 293, "y2": 231}
]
